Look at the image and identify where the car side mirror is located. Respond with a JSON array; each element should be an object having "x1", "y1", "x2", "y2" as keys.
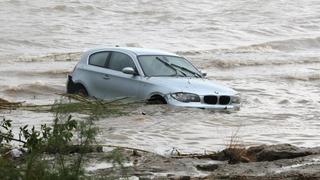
[{"x1": 122, "y1": 67, "x2": 137, "y2": 75}]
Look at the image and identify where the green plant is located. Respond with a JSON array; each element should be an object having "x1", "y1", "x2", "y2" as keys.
[
  {"x1": 0, "y1": 113, "x2": 89, "y2": 179},
  {"x1": 0, "y1": 96, "x2": 131, "y2": 179},
  {"x1": 0, "y1": 118, "x2": 14, "y2": 144}
]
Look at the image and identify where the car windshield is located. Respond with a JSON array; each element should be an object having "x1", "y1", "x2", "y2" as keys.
[{"x1": 138, "y1": 55, "x2": 201, "y2": 77}]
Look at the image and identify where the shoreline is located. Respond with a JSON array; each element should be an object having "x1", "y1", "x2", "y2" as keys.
[{"x1": 2, "y1": 142, "x2": 320, "y2": 179}]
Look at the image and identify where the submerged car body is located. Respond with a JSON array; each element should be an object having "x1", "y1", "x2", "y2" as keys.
[{"x1": 67, "y1": 47, "x2": 240, "y2": 110}]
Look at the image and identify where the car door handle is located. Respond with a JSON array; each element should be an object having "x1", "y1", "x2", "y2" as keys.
[{"x1": 102, "y1": 74, "x2": 110, "y2": 80}]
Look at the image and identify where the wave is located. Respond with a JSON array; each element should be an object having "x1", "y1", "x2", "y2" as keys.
[
  {"x1": 11, "y1": 43, "x2": 141, "y2": 63},
  {"x1": 45, "y1": 4, "x2": 97, "y2": 13},
  {"x1": 15, "y1": 52, "x2": 81, "y2": 62},
  {"x1": 233, "y1": 36, "x2": 320, "y2": 53},
  {"x1": 0, "y1": 70, "x2": 70, "y2": 78},
  {"x1": 178, "y1": 36, "x2": 320, "y2": 56},
  {"x1": 282, "y1": 73, "x2": 320, "y2": 81},
  {"x1": 3, "y1": 39, "x2": 49, "y2": 48},
  {"x1": 2, "y1": 82, "x2": 64, "y2": 95},
  {"x1": 177, "y1": 37, "x2": 320, "y2": 68},
  {"x1": 16, "y1": 70, "x2": 70, "y2": 77},
  {"x1": 200, "y1": 56, "x2": 320, "y2": 68}
]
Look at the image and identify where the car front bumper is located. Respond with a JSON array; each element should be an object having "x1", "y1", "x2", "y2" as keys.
[{"x1": 165, "y1": 95, "x2": 240, "y2": 110}]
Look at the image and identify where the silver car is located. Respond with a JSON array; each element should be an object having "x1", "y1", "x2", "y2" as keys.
[{"x1": 67, "y1": 47, "x2": 240, "y2": 110}]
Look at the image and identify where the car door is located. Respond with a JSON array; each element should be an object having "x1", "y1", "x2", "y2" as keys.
[
  {"x1": 100, "y1": 51, "x2": 141, "y2": 99},
  {"x1": 80, "y1": 51, "x2": 112, "y2": 99}
]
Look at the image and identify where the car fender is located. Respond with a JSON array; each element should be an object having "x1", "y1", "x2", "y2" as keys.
[
  {"x1": 147, "y1": 91, "x2": 168, "y2": 100},
  {"x1": 142, "y1": 83, "x2": 175, "y2": 101},
  {"x1": 138, "y1": 77, "x2": 185, "y2": 101}
]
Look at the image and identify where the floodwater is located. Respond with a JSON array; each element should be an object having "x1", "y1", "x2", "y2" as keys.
[{"x1": 0, "y1": 0, "x2": 319, "y2": 154}]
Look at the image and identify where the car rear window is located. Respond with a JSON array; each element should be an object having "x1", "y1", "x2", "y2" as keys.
[
  {"x1": 89, "y1": 51, "x2": 110, "y2": 67},
  {"x1": 108, "y1": 52, "x2": 136, "y2": 71}
]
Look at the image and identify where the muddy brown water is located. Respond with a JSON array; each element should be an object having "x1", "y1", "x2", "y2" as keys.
[
  {"x1": 1, "y1": 53, "x2": 319, "y2": 154},
  {"x1": 0, "y1": 0, "x2": 319, "y2": 155}
]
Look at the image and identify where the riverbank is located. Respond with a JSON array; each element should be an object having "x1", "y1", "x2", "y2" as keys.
[
  {"x1": 87, "y1": 144, "x2": 320, "y2": 179},
  {"x1": 3, "y1": 143, "x2": 320, "y2": 179}
]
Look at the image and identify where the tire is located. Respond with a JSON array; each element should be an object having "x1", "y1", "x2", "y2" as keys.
[
  {"x1": 147, "y1": 95, "x2": 167, "y2": 104},
  {"x1": 74, "y1": 84, "x2": 88, "y2": 97}
]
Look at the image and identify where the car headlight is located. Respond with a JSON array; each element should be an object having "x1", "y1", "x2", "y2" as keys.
[
  {"x1": 231, "y1": 95, "x2": 241, "y2": 104},
  {"x1": 170, "y1": 92, "x2": 200, "y2": 103}
]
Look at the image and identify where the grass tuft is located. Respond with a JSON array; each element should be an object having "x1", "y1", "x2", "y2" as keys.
[{"x1": 223, "y1": 128, "x2": 256, "y2": 164}]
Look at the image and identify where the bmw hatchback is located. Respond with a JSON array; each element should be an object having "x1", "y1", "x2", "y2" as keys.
[{"x1": 67, "y1": 47, "x2": 240, "y2": 110}]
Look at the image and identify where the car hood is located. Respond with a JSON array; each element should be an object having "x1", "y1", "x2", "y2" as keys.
[{"x1": 145, "y1": 77, "x2": 237, "y2": 96}]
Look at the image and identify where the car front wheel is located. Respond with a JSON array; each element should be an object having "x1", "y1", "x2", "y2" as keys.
[{"x1": 74, "y1": 84, "x2": 88, "y2": 97}]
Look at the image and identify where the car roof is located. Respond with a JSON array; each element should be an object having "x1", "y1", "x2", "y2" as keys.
[{"x1": 85, "y1": 47, "x2": 179, "y2": 56}]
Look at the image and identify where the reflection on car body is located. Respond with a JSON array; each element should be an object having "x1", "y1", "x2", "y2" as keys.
[{"x1": 67, "y1": 47, "x2": 240, "y2": 110}]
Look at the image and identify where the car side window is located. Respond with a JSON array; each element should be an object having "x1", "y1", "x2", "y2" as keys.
[
  {"x1": 89, "y1": 51, "x2": 110, "y2": 67},
  {"x1": 108, "y1": 52, "x2": 136, "y2": 71}
]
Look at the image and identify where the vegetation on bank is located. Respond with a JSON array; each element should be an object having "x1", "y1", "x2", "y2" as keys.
[{"x1": 0, "y1": 95, "x2": 130, "y2": 179}]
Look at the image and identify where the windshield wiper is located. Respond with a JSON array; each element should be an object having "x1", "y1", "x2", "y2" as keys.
[
  {"x1": 170, "y1": 64, "x2": 202, "y2": 78},
  {"x1": 155, "y1": 57, "x2": 187, "y2": 77}
]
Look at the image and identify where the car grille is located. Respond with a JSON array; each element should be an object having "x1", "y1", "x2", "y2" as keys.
[
  {"x1": 203, "y1": 95, "x2": 231, "y2": 105},
  {"x1": 203, "y1": 96, "x2": 218, "y2": 104},
  {"x1": 219, "y1": 96, "x2": 231, "y2": 105}
]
